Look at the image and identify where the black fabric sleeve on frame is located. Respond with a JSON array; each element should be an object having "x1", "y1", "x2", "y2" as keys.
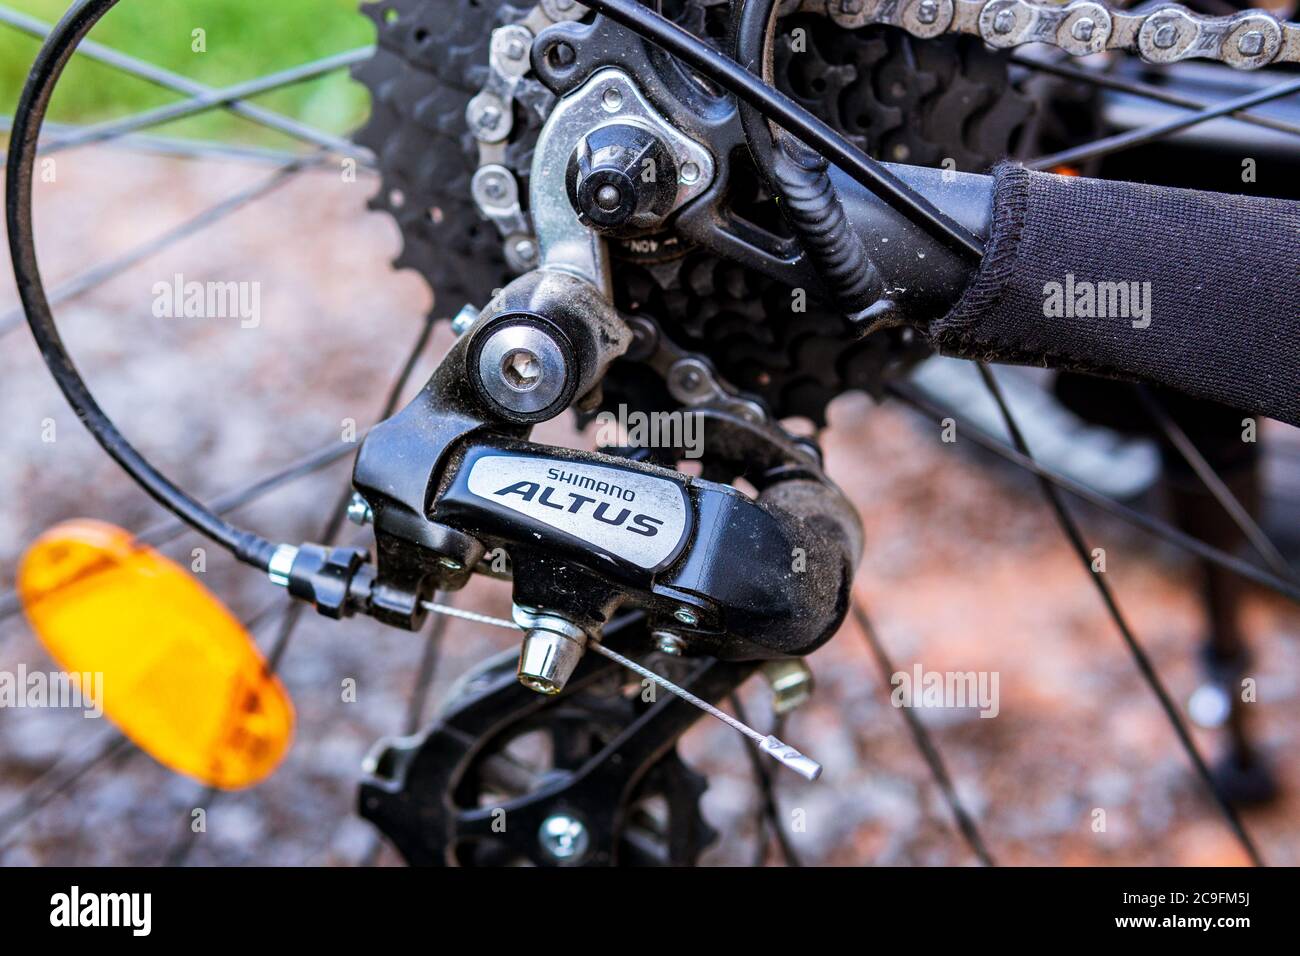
[{"x1": 929, "y1": 163, "x2": 1299, "y2": 427}]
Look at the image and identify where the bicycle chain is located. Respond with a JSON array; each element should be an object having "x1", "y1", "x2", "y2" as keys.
[{"x1": 815, "y1": 0, "x2": 1300, "y2": 71}]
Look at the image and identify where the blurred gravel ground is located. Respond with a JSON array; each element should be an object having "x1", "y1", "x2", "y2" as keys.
[{"x1": 1, "y1": 149, "x2": 1298, "y2": 866}]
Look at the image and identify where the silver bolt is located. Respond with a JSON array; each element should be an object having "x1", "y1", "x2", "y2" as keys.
[
  {"x1": 1070, "y1": 17, "x2": 1095, "y2": 42},
  {"x1": 1153, "y1": 23, "x2": 1178, "y2": 49},
  {"x1": 1237, "y1": 29, "x2": 1265, "y2": 57},
  {"x1": 437, "y1": 556, "x2": 465, "y2": 571},
  {"x1": 476, "y1": 322, "x2": 570, "y2": 416},
  {"x1": 654, "y1": 632, "x2": 686, "y2": 656},
  {"x1": 451, "y1": 304, "x2": 479, "y2": 336},
  {"x1": 916, "y1": 0, "x2": 939, "y2": 25},
  {"x1": 992, "y1": 9, "x2": 1015, "y2": 34},
  {"x1": 601, "y1": 87, "x2": 623, "y2": 111},
  {"x1": 538, "y1": 814, "x2": 589, "y2": 861},
  {"x1": 673, "y1": 607, "x2": 698, "y2": 627},
  {"x1": 680, "y1": 161, "x2": 701, "y2": 185},
  {"x1": 511, "y1": 237, "x2": 538, "y2": 264},
  {"x1": 346, "y1": 493, "x2": 373, "y2": 527}
]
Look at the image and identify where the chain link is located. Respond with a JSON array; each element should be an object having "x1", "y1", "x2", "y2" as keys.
[{"x1": 813, "y1": 0, "x2": 1300, "y2": 69}]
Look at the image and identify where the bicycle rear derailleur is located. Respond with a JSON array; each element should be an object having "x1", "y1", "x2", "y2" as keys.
[{"x1": 278, "y1": 261, "x2": 863, "y2": 688}]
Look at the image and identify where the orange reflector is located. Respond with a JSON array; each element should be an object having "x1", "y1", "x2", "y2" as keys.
[{"x1": 17, "y1": 520, "x2": 293, "y2": 789}]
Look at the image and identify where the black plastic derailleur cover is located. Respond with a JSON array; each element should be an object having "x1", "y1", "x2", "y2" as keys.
[{"x1": 429, "y1": 434, "x2": 860, "y2": 660}]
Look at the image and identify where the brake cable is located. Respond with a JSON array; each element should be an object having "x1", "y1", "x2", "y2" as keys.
[{"x1": 6, "y1": 0, "x2": 280, "y2": 572}]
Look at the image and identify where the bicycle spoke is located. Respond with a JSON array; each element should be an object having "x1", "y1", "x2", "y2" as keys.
[
  {"x1": 2, "y1": 115, "x2": 331, "y2": 165},
  {"x1": 850, "y1": 602, "x2": 996, "y2": 867},
  {"x1": 1138, "y1": 388, "x2": 1297, "y2": 584},
  {"x1": 887, "y1": 382, "x2": 1300, "y2": 607},
  {"x1": 357, "y1": 602, "x2": 453, "y2": 866},
  {"x1": 0, "y1": 156, "x2": 312, "y2": 338},
  {"x1": 731, "y1": 693, "x2": 801, "y2": 867},
  {"x1": 0, "y1": 6, "x2": 373, "y2": 163},
  {"x1": 166, "y1": 313, "x2": 440, "y2": 866},
  {"x1": 404, "y1": 600, "x2": 451, "y2": 735},
  {"x1": 0, "y1": 435, "x2": 360, "y2": 634},
  {"x1": 0, "y1": 733, "x2": 131, "y2": 846},
  {"x1": 0, "y1": 596, "x2": 286, "y2": 853},
  {"x1": 40, "y1": 48, "x2": 374, "y2": 156},
  {"x1": 975, "y1": 363, "x2": 1264, "y2": 867},
  {"x1": 1027, "y1": 75, "x2": 1300, "y2": 170},
  {"x1": 1009, "y1": 54, "x2": 1300, "y2": 142}
]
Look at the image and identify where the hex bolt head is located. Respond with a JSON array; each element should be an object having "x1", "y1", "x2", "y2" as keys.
[
  {"x1": 1237, "y1": 30, "x2": 1265, "y2": 57},
  {"x1": 474, "y1": 321, "x2": 572, "y2": 418},
  {"x1": 654, "y1": 632, "x2": 685, "y2": 656},
  {"x1": 346, "y1": 493, "x2": 373, "y2": 527},
  {"x1": 451, "y1": 304, "x2": 479, "y2": 336},
  {"x1": 538, "y1": 814, "x2": 589, "y2": 861}
]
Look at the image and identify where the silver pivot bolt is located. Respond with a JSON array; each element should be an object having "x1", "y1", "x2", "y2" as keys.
[{"x1": 474, "y1": 320, "x2": 572, "y2": 419}]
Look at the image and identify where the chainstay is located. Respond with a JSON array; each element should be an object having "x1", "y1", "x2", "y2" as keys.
[{"x1": 811, "y1": 0, "x2": 1300, "y2": 70}]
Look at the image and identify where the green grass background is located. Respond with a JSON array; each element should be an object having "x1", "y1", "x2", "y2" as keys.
[{"x1": 0, "y1": 0, "x2": 377, "y2": 145}]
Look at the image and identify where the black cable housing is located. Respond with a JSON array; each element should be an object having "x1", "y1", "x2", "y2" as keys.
[{"x1": 5, "y1": 0, "x2": 278, "y2": 571}]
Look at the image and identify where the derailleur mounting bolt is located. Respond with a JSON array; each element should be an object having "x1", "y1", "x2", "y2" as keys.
[
  {"x1": 473, "y1": 320, "x2": 573, "y2": 420},
  {"x1": 673, "y1": 607, "x2": 698, "y2": 627}
]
